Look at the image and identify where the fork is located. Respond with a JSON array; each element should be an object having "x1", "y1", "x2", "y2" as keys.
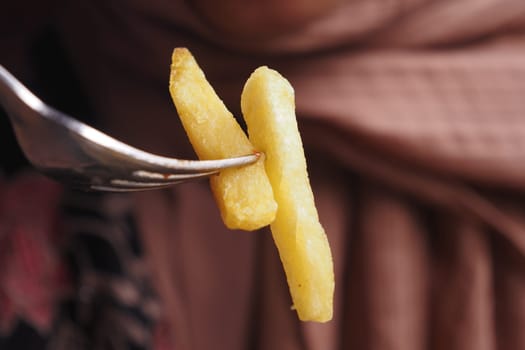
[{"x1": 0, "y1": 64, "x2": 259, "y2": 191}]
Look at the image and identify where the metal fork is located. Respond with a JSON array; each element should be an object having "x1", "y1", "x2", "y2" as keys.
[{"x1": 0, "y1": 64, "x2": 259, "y2": 191}]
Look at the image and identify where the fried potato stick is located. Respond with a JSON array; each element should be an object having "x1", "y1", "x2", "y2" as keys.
[
  {"x1": 241, "y1": 67, "x2": 334, "y2": 322},
  {"x1": 169, "y1": 48, "x2": 276, "y2": 230}
]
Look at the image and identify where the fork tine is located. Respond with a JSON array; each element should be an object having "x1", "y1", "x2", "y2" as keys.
[
  {"x1": 90, "y1": 170, "x2": 216, "y2": 192},
  {"x1": 90, "y1": 181, "x2": 186, "y2": 192},
  {"x1": 131, "y1": 169, "x2": 217, "y2": 182},
  {"x1": 90, "y1": 184, "x2": 176, "y2": 192}
]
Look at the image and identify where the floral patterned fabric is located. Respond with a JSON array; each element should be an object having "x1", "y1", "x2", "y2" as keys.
[{"x1": 0, "y1": 173, "x2": 174, "y2": 349}]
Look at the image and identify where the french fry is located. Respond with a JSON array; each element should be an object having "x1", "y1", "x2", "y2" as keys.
[
  {"x1": 241, "y1": 67, "x2": 334, "y2": 322},
  {"x1": 169, "y1": 48, "x2": 277, "y2": 230}
]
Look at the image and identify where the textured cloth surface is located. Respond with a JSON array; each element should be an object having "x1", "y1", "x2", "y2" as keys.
[{"x1": 2, "y1": 0, "x2": 525, "y2": 349}]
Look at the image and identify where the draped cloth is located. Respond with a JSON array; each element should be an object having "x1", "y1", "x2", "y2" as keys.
[{"x1": 2, "y1": 0, "x2": 525, "y2": 349}]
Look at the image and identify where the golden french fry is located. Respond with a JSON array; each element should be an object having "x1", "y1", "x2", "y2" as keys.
[
  {"x1": 241, "y1": 66, "x2": 334, "y2": 322},
  {"x1": 169, "y1": 48, "x2": 277, "y2": 230}
]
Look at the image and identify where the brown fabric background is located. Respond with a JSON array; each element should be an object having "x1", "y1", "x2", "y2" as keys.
[{"x1": 5, "y1": 0, "x2": 525, "y2": 349}]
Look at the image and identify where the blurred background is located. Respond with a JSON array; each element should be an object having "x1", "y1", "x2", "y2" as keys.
[{"x1": 2, "y1": 1, "x2": 525, "y2": 349}]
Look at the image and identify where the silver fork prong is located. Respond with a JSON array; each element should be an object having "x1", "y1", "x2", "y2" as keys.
[
  {"x1": 105, "y1": 170, "x2": 216, "y2": 190},
  {"x1": 69, "y1": 117, "x2": 260, "y2": 173},
  {"x1": 129, "y1": 170, "x2": 218, "y2": 184},
  {"x1": 91, "y1": 180, "x2": 187, "y2": 192},
  {"x1": 90, "y1": 184, "x2": 177, "y2": 192},
  {"x1": 131, "y1": 169, "x2": 218, "y2": 181}
]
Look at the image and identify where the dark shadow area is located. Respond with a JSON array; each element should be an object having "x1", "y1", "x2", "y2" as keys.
[{"x1": 1, "y1": 26, "x2": 92, "y2": 176}]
